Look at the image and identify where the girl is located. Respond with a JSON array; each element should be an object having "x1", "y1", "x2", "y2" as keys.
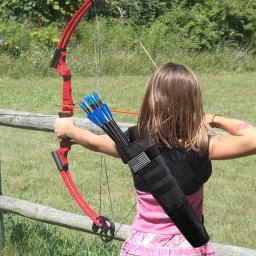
[{"x1": 54, "y1": 63, "x2": 256, "y2": 256}]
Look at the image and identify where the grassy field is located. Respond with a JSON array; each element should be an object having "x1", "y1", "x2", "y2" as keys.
[{"x1": 0, "y1": 72, "x2": 256, "y2": 255}]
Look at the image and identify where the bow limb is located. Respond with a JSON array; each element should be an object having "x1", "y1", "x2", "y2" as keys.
[
  {"x1": 50, "y1": 0, "x2": 115, "y2": 242},
  {"x1": 57, "y1": 0, "x2": 93, "y2": 49},
  {"x1": 50, "y1": 0, "x2": 93, "y2": 69}
]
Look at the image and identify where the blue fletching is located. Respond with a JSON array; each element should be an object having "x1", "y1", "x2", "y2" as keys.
[
  {"x1": 92, "y1": 92, "x2": 101, "y2": 103},
  {"x1": 92, "y1": 92, "x2": 100, "y2": 99},
  {"x1": 84, "y1": 95, "x2": 93, "y2": 106},
  {"x1": 87, "y1": 112, "x2": 103, "y2": 126},
  {"x1": 80, "y1": 92, "x2": 115, "y2": 127},
  {"x1": 102, "y1": 104, "x2": 113, "y2": 119},
  {"x1": 77, "y1": 101, "x2": 89, "y2": 113},
  {"x1": 88, "y1": 95, "x2": 94, "y2": 106},
  {"x1": 90, "y1": 95, "x2": 98, "y2": 105},
  {"x1": 89, "y1": 94, "x2": 98, "y2": 105},
  {"x1": 94, "y1": 108, "x2": 109, "y2": 125}
]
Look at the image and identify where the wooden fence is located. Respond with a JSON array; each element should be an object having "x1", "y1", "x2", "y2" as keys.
[{"x1": 0, "y1": 109, "x2": 256, "y2": 256}]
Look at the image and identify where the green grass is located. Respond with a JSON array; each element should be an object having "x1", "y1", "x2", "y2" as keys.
[
  {"x1": 0, "y1": 72, "x2": 256, "y2": 255},
  {"x1": 1, "y1": 46, "x2": 256, "y2": 79}
]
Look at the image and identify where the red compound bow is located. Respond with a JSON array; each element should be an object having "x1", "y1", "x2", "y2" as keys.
[{"x1": 50, "y1": 0, "x2": 115, "y2": 242}]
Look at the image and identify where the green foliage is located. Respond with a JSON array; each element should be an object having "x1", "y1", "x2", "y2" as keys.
[
  {"x1": 0, "y1": 17, "x2": 256, "y2": 79},
  {"x1": 0, "y1": 0, "x2": 255, "y2": 52},
  {"x1": 30, "y1": 24, "x2": 61, "y2": 50},
  {"x1": 0, "y1": 20, "x2": 31, "y2": 57},
  {"x1": 0, "y1": 20, "x2": 62, "y2": 57},
  {"x1": 46, "y1": 0, "x2": 90, "y2": 20},
  {"x1": 0, "y1": 0, "x2": 256, "y2": 77},
  {"x1": 0, "y1": 0, "x2": 53, "y2": 24},
  {"x1": 90, "y1": 18, "x2": 135, "y2": 50},
  {"x1": 0, "y1": 0, "x2": 88, "y2": 24},
  {"x1": 154, "y1": 0, "x2": 256, "y2": 50},
  {"x1": 106, "y1": 0, "x2": 168, "y2": 25}
]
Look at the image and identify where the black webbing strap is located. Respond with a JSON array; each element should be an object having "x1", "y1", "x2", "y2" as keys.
[{"x1": 117, "y1": 134, "x2": 210, "y2": 248}]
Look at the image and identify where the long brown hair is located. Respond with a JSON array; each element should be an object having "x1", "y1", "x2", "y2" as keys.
[{"x1": 137, "y1": 63, "x2": 209, "y2": 155}]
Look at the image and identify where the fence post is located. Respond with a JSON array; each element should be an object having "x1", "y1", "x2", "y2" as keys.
[{"x1": 0, "y1": 159, "x2": 4, "y2": 249}]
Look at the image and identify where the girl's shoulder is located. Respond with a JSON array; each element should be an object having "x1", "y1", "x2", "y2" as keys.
[
  {"x1": 126, "y1": 126, "x2": 139, "y2": 142},
  {"x1": 127, "y1": 126, "x2": 212, "y2": 195},
  {"x1": 127, "y1": 126, "x2": 209, "y2": 160}
]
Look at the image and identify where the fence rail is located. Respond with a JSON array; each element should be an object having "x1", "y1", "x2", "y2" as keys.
[
  {"x1": 0, "y1": 108, "x2": 132, "y2": 133},
  {"x1": 0, "y1": 109, "x2": 255, "y2": 255},
  {"x1": 0, "y1": 195, "x2": 129, "y2": 241}
]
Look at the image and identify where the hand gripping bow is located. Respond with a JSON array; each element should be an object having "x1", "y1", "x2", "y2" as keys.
[{"x1": 50, "y1": 0, "x2": 115, "y2": 242}]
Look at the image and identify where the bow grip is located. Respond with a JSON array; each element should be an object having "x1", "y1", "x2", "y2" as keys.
[
  {"x1": 52, "y1": 112, "x2": 75, "y2": 171},
  {"x1": 57, "y1": 111, "x2": 75, "y2": 144},
  {"x1": 58, "y1": 111, "x2": 72, "y2": 118}
]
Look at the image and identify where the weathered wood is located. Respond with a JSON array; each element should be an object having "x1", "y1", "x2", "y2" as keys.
[
  {"x1": 0, "y1": 195, "x2": 129, "y2": 241},
  {"x1": 0, "y1": 109, "x2": 228, "y2": 136},
  {"x1": 0, "y1": 109, "x2": 132, "y2": 134},
  {"x1": 0, "y1": 196, "x2": 255, "y2": 255},
  {"x1": 211, "y1": 243, "x2": 256, "y2": 256},
  {"x1": 0, "y1": 165, "x2": 4, "y2": 248}
]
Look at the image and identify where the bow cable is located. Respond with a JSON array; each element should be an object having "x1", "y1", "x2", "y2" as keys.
[
  {"x1": 91, "y1": 0, "x2": 114, "y2": 219},
  {"x1": 113, "y1": 2, "x2": 158, "y2": 69}
]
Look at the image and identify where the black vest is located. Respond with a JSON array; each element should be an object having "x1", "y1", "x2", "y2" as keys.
[{"x1": 126, "y1": 126, "x2": 212, "y2": 196}]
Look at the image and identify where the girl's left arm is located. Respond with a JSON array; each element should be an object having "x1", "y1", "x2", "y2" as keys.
[{"x1": 53, "y1": 117, "x2": 119, "y2": 158}]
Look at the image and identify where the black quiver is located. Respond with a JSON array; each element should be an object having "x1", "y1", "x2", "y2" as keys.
[{"x1": 117, "y1": 134, "x2": 210, "y2": 248}]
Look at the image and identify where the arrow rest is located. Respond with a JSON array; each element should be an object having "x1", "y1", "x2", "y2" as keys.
[{"x1": 92, "y1": 216, "x2": 115, "y2": 243}]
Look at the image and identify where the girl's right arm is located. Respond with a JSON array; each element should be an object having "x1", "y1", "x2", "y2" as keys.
[
  {"x1": 207, "y1": 115, "x2": 256, "y2": 160},
  {"x1": 53, "y1": 118, "x2": 119, "y2": 158}
]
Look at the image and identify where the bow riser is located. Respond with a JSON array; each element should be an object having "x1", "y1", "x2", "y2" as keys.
[{"x1": 54, "y1": 51, "x2": 73, "y2": 117}]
